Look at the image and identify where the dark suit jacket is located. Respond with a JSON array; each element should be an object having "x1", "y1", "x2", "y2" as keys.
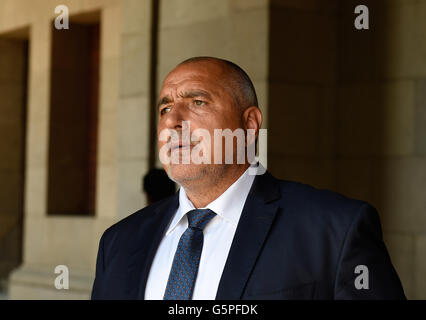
[{"x1": 91, "y1": 171, "x2": 406, "y2": 299}]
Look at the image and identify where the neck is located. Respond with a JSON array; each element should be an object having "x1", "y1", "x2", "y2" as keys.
[{"x1": 183, "y1": 163, "x2": 250, "y2": 208}]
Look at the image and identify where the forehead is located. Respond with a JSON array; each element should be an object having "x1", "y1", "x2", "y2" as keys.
[{"x1": 161, "y1": 62, "x2": 227, "y2": 94}]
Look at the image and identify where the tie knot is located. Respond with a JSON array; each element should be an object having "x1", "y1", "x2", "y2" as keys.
[{"x1": 186, "y1": 209, "x2": 216, "y2": 230}]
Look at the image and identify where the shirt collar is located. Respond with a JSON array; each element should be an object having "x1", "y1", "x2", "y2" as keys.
[{"x1": 166, "y1": 166, "x2": 256, "y2": 236}]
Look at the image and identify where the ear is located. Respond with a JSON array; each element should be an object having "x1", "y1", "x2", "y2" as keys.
[{"x1": 242, "y1": 106, "x2": 263, "y2": 144}]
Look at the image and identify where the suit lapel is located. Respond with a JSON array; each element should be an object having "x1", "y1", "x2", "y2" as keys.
[
  {"x1": 125, "y1": 193, "x2": 179, "y2": 299},
  {"x1": 215, "y1": 171, "x2": 281, "y2": 299}
]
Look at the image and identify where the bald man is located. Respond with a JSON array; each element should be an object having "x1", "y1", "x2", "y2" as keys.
[{"x1": 91, "y1": 57, "x2": 405, "y2": 300}]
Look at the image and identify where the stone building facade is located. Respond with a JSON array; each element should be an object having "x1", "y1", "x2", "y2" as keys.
[{"x1": 0, "y1": 0, "x2": 425, "y2": 299}]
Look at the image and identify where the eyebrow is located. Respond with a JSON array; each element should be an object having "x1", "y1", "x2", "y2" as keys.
[
  {"x1": 157, "y1": 95, "x2": 173, "y2": 109},
  {"x1": 157, "y1": 90, "x2": 213, "y2": 109},
  {"x1": 178, "y1": 90, "x2": 213, "y2": 100}
]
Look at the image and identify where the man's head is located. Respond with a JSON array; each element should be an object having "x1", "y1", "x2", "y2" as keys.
[{"x1": 157, "y1": 56, "x2": 262, "y2": 190}]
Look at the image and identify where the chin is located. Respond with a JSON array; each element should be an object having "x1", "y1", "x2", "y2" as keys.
[{"x1": 166, "y1": 163, "x2": 207, "y2": 185}]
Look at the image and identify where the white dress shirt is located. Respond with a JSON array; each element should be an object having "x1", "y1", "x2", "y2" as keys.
[{"x1": 144, "y1": 167, "x2": 256, "y2": 300}]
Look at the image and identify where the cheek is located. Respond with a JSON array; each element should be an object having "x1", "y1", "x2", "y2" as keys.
[
  {"x1": 226, "y1": 110, "x2": 244, "y2": 129},
  {"x1": 200, "y1": 111, "x2": 228, "y2": 129},
  {"x1": 157, "y1": 140, "x2": 165, "y2": 149},
  {"x1": 157, "y1": 125, "x2": 168, "y2": 148}
]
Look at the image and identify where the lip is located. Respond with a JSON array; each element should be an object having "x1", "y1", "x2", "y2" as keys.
[{"x1": 171, "y1": 143, "x2": 192, "y2": 151}]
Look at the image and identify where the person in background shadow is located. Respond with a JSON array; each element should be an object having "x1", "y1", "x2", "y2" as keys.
[{"x1": 143, "y1": 168, "x2": 176, "y2": 205}]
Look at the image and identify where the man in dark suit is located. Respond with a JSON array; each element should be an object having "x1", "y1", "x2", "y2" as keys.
[{"x1": 91, "y1": 57, "x2": 405, "y2": 300}]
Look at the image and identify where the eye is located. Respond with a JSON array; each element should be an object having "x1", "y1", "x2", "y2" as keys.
[
  {"x1": 194, "y1": 100, "x2": 206, "y2": 106},
  {"x1": 160, "y1": 106, "x2": 171, "y2": 115}
]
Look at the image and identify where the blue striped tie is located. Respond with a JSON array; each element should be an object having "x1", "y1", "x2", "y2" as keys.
[{"x1": 163, "y1": 209, "x2": 216, "y2": 300}]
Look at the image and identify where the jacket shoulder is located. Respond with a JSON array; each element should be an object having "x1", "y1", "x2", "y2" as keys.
[
  {"x1": 101, "y1": 194, "x2": 177, "y2": 242},
  {"x1": 274, "y1": 178, "x2": 374, "y2": 223}
]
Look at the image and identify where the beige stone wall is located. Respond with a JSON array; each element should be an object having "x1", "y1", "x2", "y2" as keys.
[
  {"x1": 0, "y1": 0, "x2": 125, "y2": 299},
  {"x1": 117, "y1": 0, "x2": 152, "y2": 218}
]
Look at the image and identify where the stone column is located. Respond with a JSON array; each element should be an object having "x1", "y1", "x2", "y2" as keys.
[{"x1": 116, "y1": 0, "x2": 153, "y2": 218}]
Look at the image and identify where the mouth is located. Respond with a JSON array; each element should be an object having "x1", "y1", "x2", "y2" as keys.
[
  {"x1": 169, "y1": 136, "x2": 201, "y2": 152},
  {"x1": 170, "y1": 142, "x2": 193, "y2": 151}
]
